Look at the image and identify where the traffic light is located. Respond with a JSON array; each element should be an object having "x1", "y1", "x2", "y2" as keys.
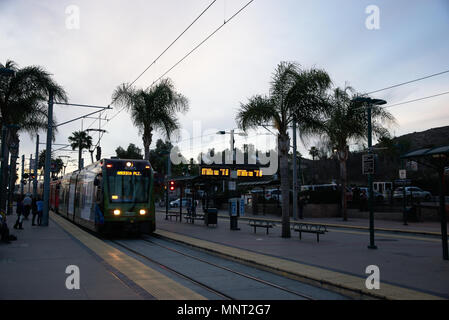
[
  {"x1": 96, "y1": 146, "x2": 102, "y2": 161},
  {"x1": 169, "y1": 180, "x2": 175, "y2": 191}
]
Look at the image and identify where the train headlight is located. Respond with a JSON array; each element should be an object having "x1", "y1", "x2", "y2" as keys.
[
  {"x1": 113, "y1": 209, "x2": 121, "y2": 216},
  {"x1": 139, "y1": 209, "x2": 147, "y2": 216}
]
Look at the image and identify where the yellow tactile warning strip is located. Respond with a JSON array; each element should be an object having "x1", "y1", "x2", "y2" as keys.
[
  {"x1": 50, "y1": 212, "x2": 206, "y2": 300},
  {"x1": 155, "y1": 229, "x2": 445, "y2": 300}
]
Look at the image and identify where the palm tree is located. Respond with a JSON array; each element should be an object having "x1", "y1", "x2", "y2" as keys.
[
  {"x1": 112, "y1": 78, "x2": 189, "y2": 160},
  {"x1": 319, "y1": 86, "x2": 396, "y2": 221},
  {"x1": 68, "y1": 131, "x2": 93, "y2": 170},
  {"x1": 309, "y1": 147, "x2": 319, "y2": 161},
  {"x1": 0, "y1": 59, "x2": 67, "y2": 210},
  {"x1": 236, "y1": 62, "x2": 331, "y2": 238}
]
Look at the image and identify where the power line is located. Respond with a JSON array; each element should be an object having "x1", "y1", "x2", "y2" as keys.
[
  {"x1": 148, "y1": 0, "x2": 255, "y2": 88},
  {"x1": 95, "y1": 0, "x2": 218, "y2": 131},
  {"x1": 126, "y1": 0, "x2": 218, "y2": 90},
  {"x1": 384, "y1": 90, "x2": 449, "y2": 109},
  {"x1": 366, "y1": 69, "x2": 449, "y2": 95},
  {"x1": 102, "y1": 0, "x2": 255, "y2": 134}
]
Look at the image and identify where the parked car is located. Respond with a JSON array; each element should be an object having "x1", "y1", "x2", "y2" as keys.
[
  {"x1": 269, "y1": 190, "x2": 282, "y2": 201},
  {"x1": 356, "y1": 187, "x2": 385, "y2": 202},
  {"x1": 393, "y1": 187, "x2": 432, "y2": 201},
  {"x1": 170, "y1": 198, "x2": 192, "y2": 208}
]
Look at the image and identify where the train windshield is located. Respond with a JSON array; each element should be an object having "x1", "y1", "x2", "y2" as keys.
[{"x1": 108, "y1": 172, "x2": 150, "y2": 203}]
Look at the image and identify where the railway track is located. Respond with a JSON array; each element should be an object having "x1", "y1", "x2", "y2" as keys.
[{"x1": 110, "y1": 236, "x2": 316, "y2": 300}]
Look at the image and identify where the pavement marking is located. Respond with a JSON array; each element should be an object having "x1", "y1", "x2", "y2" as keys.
[
  {"x1": 50, "y1": 212, "x2": 206, "y2": 300},
  {"x1": 155, "y1": 229, "x2": 445, "y2": 300}
]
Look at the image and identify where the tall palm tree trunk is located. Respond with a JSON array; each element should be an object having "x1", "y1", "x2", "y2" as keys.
[
  {"x1": 0, "y1": 142, "x2": 10, "y2": 211},
  {"x1": 143, "y1": 130, "x2": 153, "y2": 161},
  {"x1": 338, "y1": 147, "x2": 349, "y2": 221},
  {"x1": 279, "y1": 134, "x2": 291, "y2": 238},
  {"x1": 6, "y1": 131, "x2": 19, "y2": 215},
  {"x1": 340, "y1": 159, "x2": 348, "y2": 221}
]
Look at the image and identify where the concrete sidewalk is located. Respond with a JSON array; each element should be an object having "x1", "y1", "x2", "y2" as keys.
[
  {"x1": 155, "y1": 211, "x2": 449, "y2": 299},
  {"x1": 0, "y1": 215, "x2": 142, "y2": 300}
]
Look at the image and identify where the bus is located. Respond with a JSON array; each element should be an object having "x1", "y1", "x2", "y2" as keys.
[{"x1": 52, "y1": 158, "x2": 155, "y2": 234}]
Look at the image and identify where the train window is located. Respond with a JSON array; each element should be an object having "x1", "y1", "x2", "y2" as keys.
[{"x1": 108, "y1": 173, "x2": 149, "y2": 203}]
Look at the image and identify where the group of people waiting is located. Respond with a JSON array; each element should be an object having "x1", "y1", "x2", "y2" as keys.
[
  {"x1": 14, "y1": 194, "x2": 44, "y2": 229},
  {"x1": 1, "y1": 193, "x2": 44, "y2": 244}
]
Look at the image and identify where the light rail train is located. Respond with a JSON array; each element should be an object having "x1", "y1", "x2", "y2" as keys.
[{"x1": 49, "y1": 158, "x2": 155, "y2": 234}]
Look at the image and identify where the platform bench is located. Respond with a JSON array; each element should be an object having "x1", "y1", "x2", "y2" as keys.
[
  {"x1": 184, "y1": 214, "x2": 205, "y2": 224},
  {"x1": 166, "y1": 213, "x2": 181, "y2": 222},
  {"x1": 292, "y1": 223, "x2": 327, "y2": 242},
  {"x1": 249, "y1": 220, "x2": 276, "y2": 235}
]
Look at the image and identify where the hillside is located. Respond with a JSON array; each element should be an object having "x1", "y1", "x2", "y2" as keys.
[
  {"x1": 300, "y1": 125, "x2": 449, "y2": 192},
  {"x1": 390, "y1": 126, "x2": 449, "y2": 150}
]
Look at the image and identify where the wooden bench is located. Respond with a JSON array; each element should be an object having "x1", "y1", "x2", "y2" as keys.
[
  {"x1": 248, "y1": 220, "x2": 276, "y2": 235},
  {"x1": 292, "y1": 223, "x2": 327, "y2": 242}
]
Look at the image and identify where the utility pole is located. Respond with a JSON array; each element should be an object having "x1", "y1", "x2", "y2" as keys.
[
  {"x1": 33, "y1": 135, "x2": 39, "y2": 200},
  {"x1": 353, "y1": 97, "x2": 386, "y2": 250},
  {"x1": 165, "y1": 153, "x2": 172, "y2": 220},
  {"x1": 292, "y1": 120, "x2": 298, "y2": 221},
  {"x1": 367, "y1": 105, "x2": 377, "y2": 250},
  {"x1": 28, "y1": 155, "x2": 33, "y2": 193},
  {"x1": 21, "y1": 155, "x2": 25, "y2": 196},
  {"x1": 42, "y1": 91, "x2": 54, "y2": 227}
]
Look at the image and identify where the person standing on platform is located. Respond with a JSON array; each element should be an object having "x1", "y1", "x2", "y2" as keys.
[
  {"x1": 36, "y1": 198, "x2": 44, "y2": 226},
  {"x1": 22, "y1": 194, "x2": 32, "y2": 220},
  {"x1": 14, "y1": 196, "x2": 24, "y2": 230}
]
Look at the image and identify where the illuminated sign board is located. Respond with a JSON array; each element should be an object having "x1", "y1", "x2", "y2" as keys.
[
  {"x1": 201, "y1": 168, "x2": 230, "y2": 177},
  {"x1": 116, "y1": 171, "x2": 142, "y2": 176},
  {"x1": 237, "y1": 169, "x2": 262, "y2": 177},
  {"x1": 200, "y1": 167, "x2": 262, "y2": 178}
]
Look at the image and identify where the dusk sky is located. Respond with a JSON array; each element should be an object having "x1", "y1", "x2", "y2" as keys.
[{"x1": 1, "y1": 0, "x2": 449, "y2": 173}]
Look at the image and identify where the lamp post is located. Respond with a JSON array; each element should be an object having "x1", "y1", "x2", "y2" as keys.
[{"x1": 353, "y1": 97, "x2": 387, "y2": 250}]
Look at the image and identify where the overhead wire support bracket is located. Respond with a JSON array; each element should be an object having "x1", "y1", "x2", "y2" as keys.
[{"x1": 53, "y1": 105, "x2": 112, "y2": 128}]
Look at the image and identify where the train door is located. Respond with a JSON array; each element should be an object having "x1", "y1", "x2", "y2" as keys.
[{"x1": 68, "y1": 173, "x2": 78, "y2": 221}]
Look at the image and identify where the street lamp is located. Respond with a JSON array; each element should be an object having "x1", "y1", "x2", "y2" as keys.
[
  {"x1": 216, "y1": 129, "x2": 248, "y2": 164},
  {"x1": 352, "y1": 96, "x2": 387, "y2": 250}
]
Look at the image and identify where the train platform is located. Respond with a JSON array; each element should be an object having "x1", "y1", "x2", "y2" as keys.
[
  {"x1": 0, "y1": 212, "x2": 205, "y2": 300},
  {"x1": 158, "y1": 207, "x2": 446, "y2": 235},
  {"x1": 154, "y1": 210, "x2": 449, "y2": 300}
]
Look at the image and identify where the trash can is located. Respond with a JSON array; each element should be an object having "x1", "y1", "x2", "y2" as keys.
[{"x1": 205, "y1": 208, "x2": 218, "y2": 226}]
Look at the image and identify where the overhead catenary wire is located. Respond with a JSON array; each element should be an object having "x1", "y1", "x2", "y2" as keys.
[
  {"x1": 99, "y1": 0, "x2": 255, "y2": 153},
  {"x1": 148, "y1": 0, "x2": 255, "y2": 89},
  {"x1": 383, "y1": 91, "x2": 449, "y2": 109},
  {"x1": 366, "y1": 69, "x2": 449, "y2": 95},
  {"x1": 88, "y1": 0, "x2": 218, "y2": 132}
]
